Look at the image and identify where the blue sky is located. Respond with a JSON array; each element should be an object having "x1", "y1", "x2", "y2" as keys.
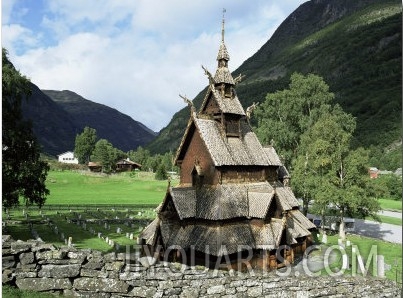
[{"x1": 2, "y1": 0, "x2": 307, "y2": 132}]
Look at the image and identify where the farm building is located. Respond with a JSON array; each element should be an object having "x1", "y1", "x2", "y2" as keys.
[
  {"x1": 116, "y1": 158, "x2": 142, "y2": 172},
  {"x1": 57, "y1": 151, "x2": 78, "y2": 164},
  {"x1": 87, "y1": 162, "x2": 102, "y2": 172},
  {"x1": 138, "y1": 19, "x2": 315, "y2": 270}
]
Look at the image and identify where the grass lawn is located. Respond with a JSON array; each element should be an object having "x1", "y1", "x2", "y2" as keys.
[
  {"x1": 45, "y1": 170, "x2": 172, "y2": 205},
  {"x1": 376, "y1": 215, "x2": 402, "y2": 226},
  {"x1": 378, "y1": 198, "x2": 402, "y2": 212},
  {"x1": 319, "y1": 233, "x2": 402, "y2": 282}
]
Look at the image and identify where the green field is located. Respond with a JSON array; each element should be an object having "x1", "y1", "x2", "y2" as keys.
[
  {"x1": 378, "y1": 198, "x2": 402, "y2": 212},
  {"x1": 45, "y1": 170, "x2": 171, "y2": 205}
]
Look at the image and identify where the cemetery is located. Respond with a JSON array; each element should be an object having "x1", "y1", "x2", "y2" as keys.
[{"x1": 2, "y1": 205, "x2": 156, "y2": 253}]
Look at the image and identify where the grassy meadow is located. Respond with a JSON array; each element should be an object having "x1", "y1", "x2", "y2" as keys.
[{"x1": 45, "y1": 170, "x2": 171, "y2": 205}]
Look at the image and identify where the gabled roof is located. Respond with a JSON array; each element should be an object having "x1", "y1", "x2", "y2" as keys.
[
  {"x1": 116, "y1": 159, "x2": 141, "y2": 167},
  {"x1": 214, "y1": 67, "x2": 234, "y2": 85},
  {"x1": 175, "y1": 116, "x2": 270, "y2": 167},
  {"x1": 199, "y1": 86, "x2": 245, "y2": 116},
  {"x1": 57, "y1": 151, "x2": 75, "y2": 156},
  {"x1": 263, "y1": 146, "x2": 283, "y2": 166},
  {"x1": 275, "y1": 185, "x2": 300, "y2": 210}
]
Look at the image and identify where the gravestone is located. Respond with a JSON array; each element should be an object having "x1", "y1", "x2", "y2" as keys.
[{"x1": 322, "y1": 233, "x2": 327, "y2": 244}]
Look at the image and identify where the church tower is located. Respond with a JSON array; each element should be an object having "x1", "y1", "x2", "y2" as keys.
[{"x1": 138, "y1": 15, "x2": 315, "y2": 270}]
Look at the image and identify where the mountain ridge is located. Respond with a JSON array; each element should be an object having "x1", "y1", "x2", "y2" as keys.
[
  {"x1": 21, "y1": 87, "x2": 157, "y2": 157},
  {"x1": 146, "y1": 0, "x2": 402, "y2": 169}
]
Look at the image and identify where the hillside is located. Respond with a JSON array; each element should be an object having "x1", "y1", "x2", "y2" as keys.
[
  {"x1": 21, "y1": 87, "x2": 157, "y2": 156},
  {"x1": 21, "y1": 84, "x2": 79, "y2": 156},
  {"x1": 147, "y1": 0, "x2": 402, "y2": 169},
  {"x1": 42, "y1": 90, "x2": 157, "y2": 154}
]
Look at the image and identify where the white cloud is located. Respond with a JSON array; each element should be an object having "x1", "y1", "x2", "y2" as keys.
[{"x1": 2, "y1": 1, "x2": 307, "y2": 132}]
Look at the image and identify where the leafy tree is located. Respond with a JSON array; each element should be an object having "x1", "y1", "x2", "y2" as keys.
[
  {"x1": 2, "y1": 48, "x2": 49, "y2": 208},
  {"x1": 74, "y1": 127, "x2": 97, "y2": 164},
  {"x1": 127, "y1": 146, "x2": 151, "y2": 169},
  {"x1": 368, "y1": 174, "x2": 402, "y2": 201},
  {"x1": 296, "y1": 112, "x2": 379, "y2": 239},
  {"x1": 255, "y1": 72, "x2": 334, "y2": 167},
  {"x1": 91, "y1": 139, "x2": 125, "y2": 173},
  {"x1": 256, "y1": 72, "x2": 380, "y2": 239}
]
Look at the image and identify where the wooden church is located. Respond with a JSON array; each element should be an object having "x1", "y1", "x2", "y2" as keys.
[{"x1": 138, "y1": 18, "x2": 316, "y2": 270}]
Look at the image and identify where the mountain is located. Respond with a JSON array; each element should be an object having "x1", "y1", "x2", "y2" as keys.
[
  {"x1": 21, "y1": 88, "x2": 157, "y2": 156},
  {"x1": 147, "y1": 0, "x2": 401, "y2": 168},
  {"x1": 21, "y1": 84, "x2": 79, "y2": 156}
]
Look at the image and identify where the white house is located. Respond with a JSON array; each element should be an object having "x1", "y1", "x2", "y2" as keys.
[{"x1": 57, "y1": 151, "x2": 79, "y2": 164}]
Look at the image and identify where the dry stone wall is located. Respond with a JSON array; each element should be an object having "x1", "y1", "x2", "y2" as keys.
[{"x1": 2, "y1": 235, "x2": 401, "y2": 297}]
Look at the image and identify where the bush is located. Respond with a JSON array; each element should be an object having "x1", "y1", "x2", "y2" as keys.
[{"x1": 155, "y1": 164, "x2": 168, "y2": 180}]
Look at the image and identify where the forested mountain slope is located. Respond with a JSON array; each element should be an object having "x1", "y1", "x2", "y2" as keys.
[{"x1": 147, "y1": 0, "x2": 401, "y2": 169}]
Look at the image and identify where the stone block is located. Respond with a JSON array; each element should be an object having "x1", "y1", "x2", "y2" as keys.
[
  {"x1": 16, "y1": 277, "x2": 72, "y2": 291},
  {"x1": 82, "y1": 258, "x2": 104, "y2": 270},
  {"x1": 129, "y1": 286, "x2": 157, "y2": 297},
  {"x1": 247, "y1": 285, "x2": 263, "y2": 297},
  {"x1": 31, "y1": 243, "x2": 56, "y2": 252},
  {"x1": 2, "y1": 235, "x2": 13, "y2": 246},
  {"x1": 103, "y1": 252, "x2": 116, "y2": 262},
  {"x1": 19, "y1": 252, "x2": 35, "y2": 265},
  {"x1": 63, "y1": 289, "x2": 111, "y2": 298},
  {"x1": 73, "y1": 277, "x2": 129, "y2": 293},
  {"x1": 38, "y1": 264, "x2": 81, "y2": 278},
  {"x1": 119, "y1": 271, "x2": 143, "y2": 281},
  {"x1": 179, "y1": 287, "x2": 200, "y2": 298},
  {"x1": 2, "y1": 268, "x2": 14, "y2": 284},
  {"x1": 2, "y1": 255, "x2": 16, "y2": 269},
  {"x1": 207, "y1": 284, "x2": 225, "y2": 295},
  {"x1": 80, "y1": 269, "x2": 109, "y2": 278},
  {"x1": 104, "y1": 261, "x2": 124, "y2": 272},
  {"x1": 14, "y1": 268, "x2": 37, "y2": 278},
  {"x1": 11, "y1": 241, "x2": 31, "y2": 254}
]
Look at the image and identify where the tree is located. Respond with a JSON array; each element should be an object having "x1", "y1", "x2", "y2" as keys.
[
  {"x1": 296, "y1": 112, "x2": 379, "y2": 239},
  {"x1": 155, "y1": 163, "x2": 168, "y2": 180},
  {"x1": 91, "y1": 139, "x2": 124, "y2": 173},
  {"x1": 127, "y1": 146, "x2": 150, "y2": 169},
  {"x1": 256, "y1": 72, "x2": 380, "y2": 239},
  {"x1": 255, "y1": 73, "x2": 334, "y2": 167},
  {"x1": 2, "y1": 48, "x2": 49, "y2": 208},
  {"x1": 75, "y1": 127, "x2": 97, "y2": 164}
]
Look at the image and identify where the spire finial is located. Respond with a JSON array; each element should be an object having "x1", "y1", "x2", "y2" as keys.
[{"x1": 221, "y1": 8, "x2": 226, "y2": 42}]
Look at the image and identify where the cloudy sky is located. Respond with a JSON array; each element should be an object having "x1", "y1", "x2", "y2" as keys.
[{"x1": 2, "y1": 0, "x2": 307, "y2": 132}]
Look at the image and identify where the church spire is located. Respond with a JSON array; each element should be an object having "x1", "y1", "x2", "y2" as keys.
[
  {"x1": 216, "y1": 9, "x2": 230, "y2": 62},
  {"x1": 214, "y1": 8, "x2": 234, "y2": 87}
]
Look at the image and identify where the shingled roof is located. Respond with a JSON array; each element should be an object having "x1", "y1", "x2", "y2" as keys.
[
  {"x1": 175, "y1": 117, "x2": 270, "y2": 166},
  {"x1": 138, "y1": 15, "x2": 315, "y2": 261},
  {"x1": 150, "y1": 215, "x2": 311, "y2": 256},
  {"x1": 164, "y1": 182, "x2": 274, "y2": 220}
]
